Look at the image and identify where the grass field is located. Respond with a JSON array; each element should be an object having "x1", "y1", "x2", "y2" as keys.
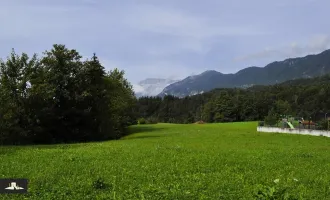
[{"x1": 1, "y1": 122, "x2": 330, "y2": 199}]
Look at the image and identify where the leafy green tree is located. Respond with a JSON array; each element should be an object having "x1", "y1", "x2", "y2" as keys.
[
  {"x1": 201, "y1": 101, "x2": 214, "y2": 122},
  {"x1": 104, "y1": 68, "x2": 137, "y2": 138},
  {"x1": 0, "y1": 44, "x2": 137, "y2": 144},
  {"x1": 0, "y1": 50, "x2": 41, "y2": 144},
  {"x1": 274, "y1": 100, "x2": 291, "y2": 115},
  {"x1": 264, "y1": 108, "x2": 279, "y2": 126},
  {"x1": 213, "y1": 112, "x2": 224, "y2": 122}
]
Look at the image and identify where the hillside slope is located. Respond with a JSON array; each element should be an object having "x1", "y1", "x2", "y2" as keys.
[{"x1": 158, "y1": 49, "x2": 330, "y2": 97}]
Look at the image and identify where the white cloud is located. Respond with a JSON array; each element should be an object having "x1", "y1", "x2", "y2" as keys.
[
  {"x1": 123, "y1": 4, "x2": 270, "y2": 40},
  {"x1": 1, "y1": 0, "x2": 330, "y2": 85},
  {"x1": 235, "y1": 34, "x2": 330, "y2": 62},
  {"x1": 132, "y1": 84, "x2": 145, "y2": 93},
  {"x1": 99, "y1": 57, "x2": 204, "y2": 84}
]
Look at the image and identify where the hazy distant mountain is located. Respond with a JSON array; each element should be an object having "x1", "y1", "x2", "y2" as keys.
[
  {"x1": 158, "y1": 49, "x2": 330, "y2": 97},
  {"x1": 134, "y1": 78, "x2": 180, "y2": 97}
]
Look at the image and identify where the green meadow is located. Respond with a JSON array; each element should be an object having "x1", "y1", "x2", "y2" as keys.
[{"x1": 1, "y1": 122, "x2": 330, "y2": 199}]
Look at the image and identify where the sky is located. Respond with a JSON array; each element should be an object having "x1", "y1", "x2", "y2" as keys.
[{"x1": 1, "y1": 0, "x2": 330, "y2": 91}]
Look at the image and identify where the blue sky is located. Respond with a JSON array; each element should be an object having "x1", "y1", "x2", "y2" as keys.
[{"x1": 1, "y1": 0, "x2": 330, "y2": 90}]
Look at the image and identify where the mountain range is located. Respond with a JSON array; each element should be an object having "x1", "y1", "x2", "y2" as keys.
[{"x1": 157, "y1": 49, "x2": 330, "y2": 97}]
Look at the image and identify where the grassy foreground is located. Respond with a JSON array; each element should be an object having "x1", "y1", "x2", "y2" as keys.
[{"x1": 1, "y1": 122, "x2": 330, "y2": 199}]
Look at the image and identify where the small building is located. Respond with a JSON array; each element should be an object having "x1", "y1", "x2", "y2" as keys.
[{"x1": 299, "y1": 120, "x2": 316, "y2": 129}]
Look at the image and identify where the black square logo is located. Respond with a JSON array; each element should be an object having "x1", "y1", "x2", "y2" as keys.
[{"x1": 0, "y1": 179, "x2": 28, "y2": 194}]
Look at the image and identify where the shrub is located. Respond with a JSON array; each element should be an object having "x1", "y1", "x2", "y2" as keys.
[
  {"x1": 258, "y1": 121, "x2": 265, "y2": 126},
  {"x1": 146, "y1": 117, "x2": 158, "y2": 124},
  {"x1": 138, "y1": 118, "x2": 146, "y2": 124},
  {"x1": 264, "y1": 108, "x2": 278, "y2": 126},
  {"x1": 317, "y1": 119, "x2": 329, "y2": 130}
]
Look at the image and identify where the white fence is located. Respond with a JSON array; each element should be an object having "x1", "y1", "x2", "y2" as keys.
[{"x1": 257, "y1": 126, "x2": 330, "y2": 137}]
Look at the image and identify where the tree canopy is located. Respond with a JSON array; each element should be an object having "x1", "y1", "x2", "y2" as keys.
[{"x1": 0, "y1": 45, "x2": 136, "y2": 145}]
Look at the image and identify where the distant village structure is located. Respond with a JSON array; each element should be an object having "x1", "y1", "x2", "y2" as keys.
[{"x1": 258, "y1": 115, "x2": 330, "y2": 137}]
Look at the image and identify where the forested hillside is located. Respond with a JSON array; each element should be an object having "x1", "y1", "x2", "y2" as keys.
[
  {"x1": 0, "y1": 45, "x2": 137, "y2": 145},
  {"x1": 158, "y1": 49, "x2": 330, "y2": 97},
  {"x1": 137, "y1": 74, "x2": 330, "y2": 124}
]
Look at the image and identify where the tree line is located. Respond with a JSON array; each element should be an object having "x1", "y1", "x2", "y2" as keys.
[
  {"x1": 136, "y1": 74, "x2": 330, "y2": 126},
  {"x1": 0, "y1": 45, "x2": 136, "y2": 145}
]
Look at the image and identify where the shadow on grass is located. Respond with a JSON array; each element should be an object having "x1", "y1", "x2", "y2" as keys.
[
  {"x1": 0, "y1": 147, "x2": 18, "y2": 156},
  {"x1": 127, "y1": 125, "x2": 167, "y2": 135},
  {"x1": 0, "y1": 125, "x2": 167, "y2": 148},
  {"x1": 122, "y1": 125, "x2": 168, "y2": 140},
  {"x1": 124, "y1": 135, "x2": 162, "y2": 140}
]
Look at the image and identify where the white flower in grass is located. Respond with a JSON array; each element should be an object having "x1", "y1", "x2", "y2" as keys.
[
  {"x1": 274, "y1": 179, "x2": 280, "y2": 184},
  {"x1": 293, "y1": 178, "x2": 299, "y2": 182}
]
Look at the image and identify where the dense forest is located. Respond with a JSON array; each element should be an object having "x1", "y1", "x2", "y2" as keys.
[
  {"x1": 0, "y1": 45, "x2": 136, "y2": 145},
  {"x1": 136, "y1": 74, "x2": 330, "y2": 127}
]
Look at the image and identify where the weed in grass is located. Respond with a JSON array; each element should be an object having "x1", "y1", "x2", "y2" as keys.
[
  {"x1": 92, "y1": 177, "x2": 109, "y2": 190},
  {"x1": 253, "y1": 179, "x2": 301, "y2": 200}
]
